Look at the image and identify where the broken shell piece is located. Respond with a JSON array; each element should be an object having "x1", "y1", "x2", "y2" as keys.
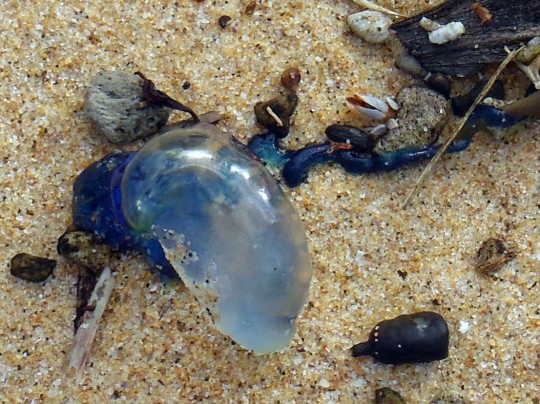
[
  {"x1": 347, "y1": 94, "x2": 392, "y2": 120},
  {"x1": 508, "y1": 39, "x2": 540, "y2": 89},
  {"x1": 427, "y1": 21, "x2": 465, "y2": 45},
  {"x1": 514, "y1": 53, "x2": 540, "y2": 90},
  {"x1": 65, "y1": 267, "x2": 115, "y2": 379},
  {"x1": 347, "y1": 10, "x2": 393, "y2": 43},
  {"x1": 419, "y1": 17, "x2": 441, "y2": 32}
]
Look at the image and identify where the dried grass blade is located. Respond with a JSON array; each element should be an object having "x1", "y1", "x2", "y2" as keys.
[
  {"x1": 402, "y1": 45, "x2": 525, "y2": 208},
  {"x1": 349, "y1": 0, "x2": 404, "y2": 17}
]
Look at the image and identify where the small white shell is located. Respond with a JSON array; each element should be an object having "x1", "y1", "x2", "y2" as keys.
[
  {"x1": 385, "y1": 118, "x2": 399, "y2": 131},
  {"x1": 347, "y1": 10, "x2": 392, "y2": 43},
  {"x1": 369, "y1": 124, "x2": 388, "y2": 138},
  {"x1": 347, "y1": 94, "x2": 390, "y2": 120},
  {"x1": 385, "y1": 96, "x2": 399, "y2": 111},
  {"x1": 428, "y1": 21, "x2": 465, "y2": 45}
]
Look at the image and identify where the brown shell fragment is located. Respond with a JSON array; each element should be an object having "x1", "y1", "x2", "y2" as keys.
[
  {"x1": 391, "y1": 0, "x2": 540, "y2": 77},
  {"x1": 472, "y1": 3, "x2": 492, "y2": 25},
  {"x1": 474, "y1": 237, "x2": 516, "y2": 275}
]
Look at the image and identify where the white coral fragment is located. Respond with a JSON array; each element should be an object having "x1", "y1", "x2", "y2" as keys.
[
  {"x1": 347, "y1": 10, "x2": 393, "y2": 43},
  {"x1": 420, "y1": 19, "x2": 465, "y2": 45}
]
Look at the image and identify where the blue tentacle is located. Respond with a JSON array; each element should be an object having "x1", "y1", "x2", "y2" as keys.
[{"x1": 248, "y1": 104, "x2": 526, "y2": 187}]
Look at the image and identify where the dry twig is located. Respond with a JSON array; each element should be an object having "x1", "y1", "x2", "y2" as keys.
[{"x1": 64, "y1": 267, "x2": 116, "y2": 380}]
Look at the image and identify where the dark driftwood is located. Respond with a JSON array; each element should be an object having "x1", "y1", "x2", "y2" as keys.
[{"x1": 392, "y1": 0, "x2": 540, "y2": 76}]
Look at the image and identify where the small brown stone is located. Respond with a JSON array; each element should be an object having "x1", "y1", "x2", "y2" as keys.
[
  {"x1": 218, "y1": 15, "x2": 232, "y2": 28},
  {"x1": 280, "y1": 67, "x2": 301, "y2": 93},
  {"x1": 10, "y1": 253, "x2": 56, "y2": 282}
]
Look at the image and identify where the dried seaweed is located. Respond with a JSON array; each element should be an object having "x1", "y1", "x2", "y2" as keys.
[{"x1": 392, "y1": 0, "x2": 540, "y2": 76}]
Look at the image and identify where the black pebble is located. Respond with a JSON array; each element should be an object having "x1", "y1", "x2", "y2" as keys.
[
  {"x1": 325, "y1": 124, "x2": 374, "y2": 153},
  {"x1": 218, "y1": 15, "x2": 232, "y2": 28},
  {"x1": 10, "y1": 253, "x2": 56, "y2": 283},
  {"x1": 351, "y1": 311, "x2": 449, "y2": 364}
]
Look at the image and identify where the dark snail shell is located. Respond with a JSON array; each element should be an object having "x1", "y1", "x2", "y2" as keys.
[{"x1": 351, "y1": 311, "x2": 449, "y2": 364}]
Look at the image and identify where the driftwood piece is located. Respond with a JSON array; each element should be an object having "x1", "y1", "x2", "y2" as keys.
[{"x1": 392, "y1": 0, "x2": 540, "y2": 76}]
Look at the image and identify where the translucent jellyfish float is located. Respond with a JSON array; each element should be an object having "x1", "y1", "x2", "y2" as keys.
[{"x1": 72, "y1": 123, "x2": 313, "y2": 353}]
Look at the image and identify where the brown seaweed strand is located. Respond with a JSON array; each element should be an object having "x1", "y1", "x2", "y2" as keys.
[
  {"x1": 135, "y1": 71, "x2": 200, "y2": 122},
  {"x1": 403, "y1": 45, "x2": 525, "y2": 208}
]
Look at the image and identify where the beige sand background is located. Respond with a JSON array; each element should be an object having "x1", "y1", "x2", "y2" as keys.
[{"x1": 0, "y1": 0, "x2": 538, "y2": 402}]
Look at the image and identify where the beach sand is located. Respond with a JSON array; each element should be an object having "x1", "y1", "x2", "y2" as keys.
[{"x1": 1, "y1": 1, "x2": 538, "y2": 402}]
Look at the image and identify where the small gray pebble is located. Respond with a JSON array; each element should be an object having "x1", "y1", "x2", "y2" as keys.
[
  {"x1": 10, "y1": 253, "x2": 56, "y2": 282},
  {"x1": 84, "y1": 71, "x2": 170, "y2": 145},
  {"x1": 375, "y1": 86, "x2": 450, "y2": 153}
]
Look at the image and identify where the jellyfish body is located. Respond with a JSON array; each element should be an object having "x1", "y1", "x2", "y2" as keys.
[{"x1": 73, "y1": 124, "x2": 313, "y2": 353}]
